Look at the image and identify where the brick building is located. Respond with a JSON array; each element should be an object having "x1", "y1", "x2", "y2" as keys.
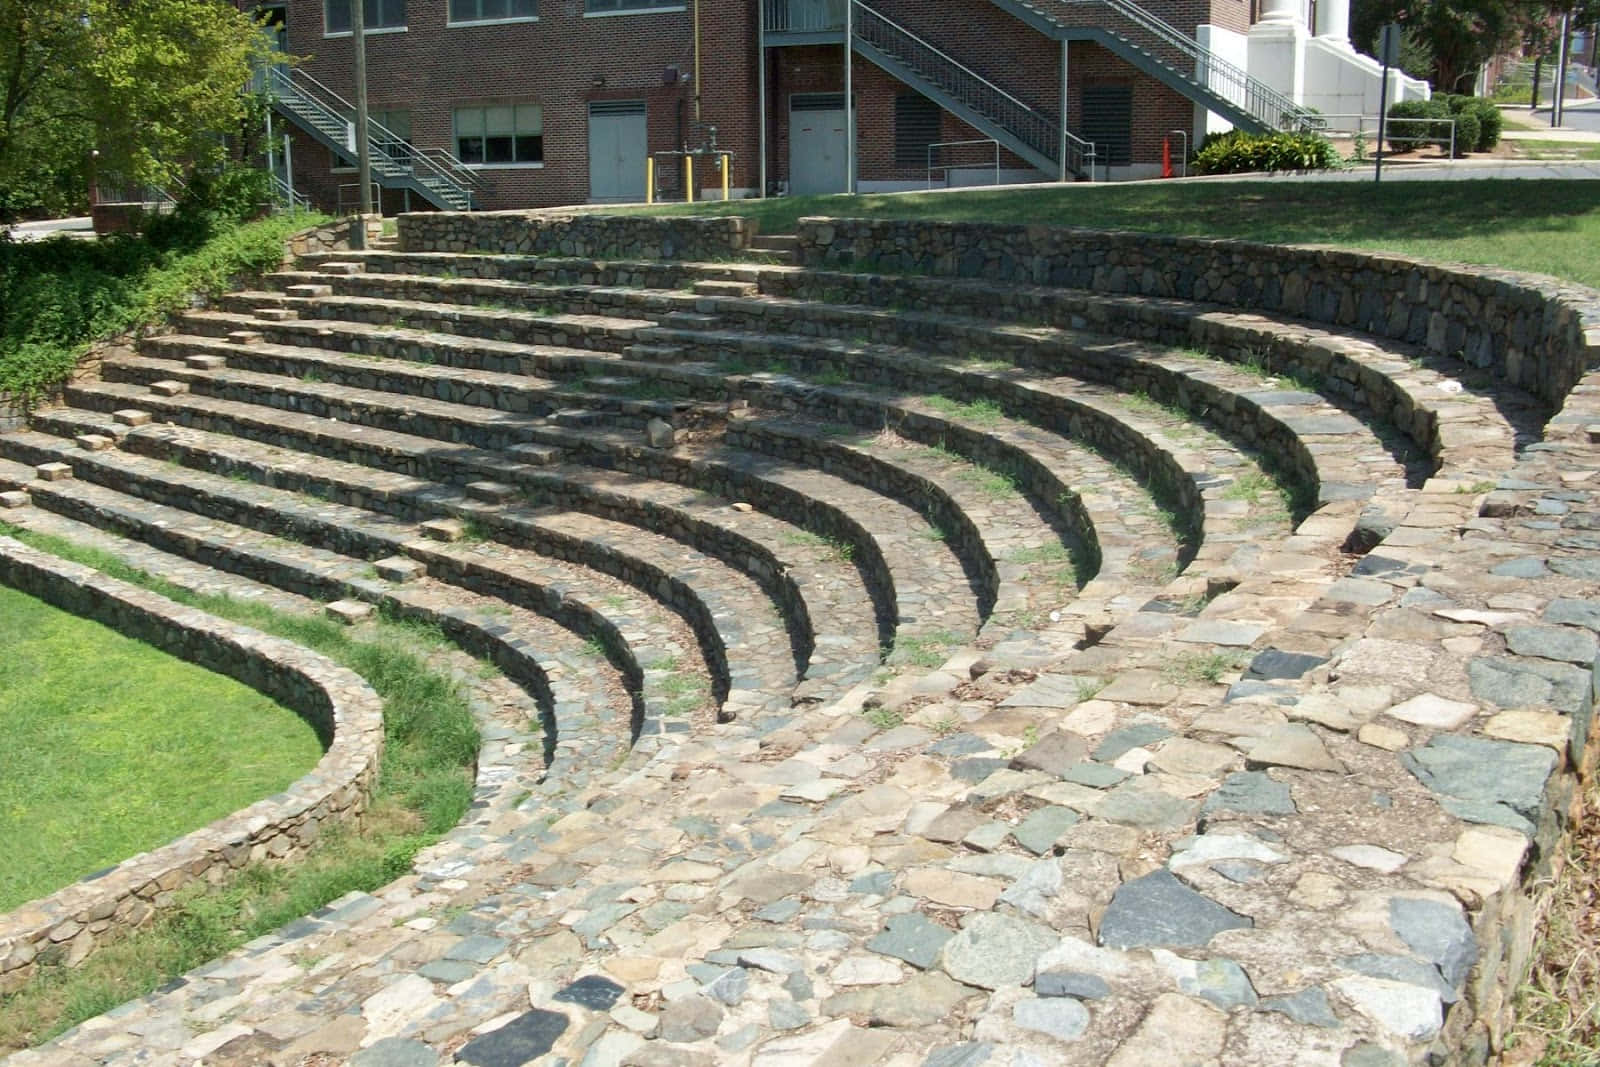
[{"x1": 256, "y1": 0, "x2": 1425, "y2": 212}]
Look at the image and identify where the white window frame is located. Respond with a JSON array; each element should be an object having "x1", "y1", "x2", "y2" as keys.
[
  {"x1": 324, "y1": 0, "x2": 407, "y2": 35},
  {"x1": 583, "y1": 0, "x2": 685, "y2": 16},
  {"x1": 454, "y1": 103, "x2": 545, "y2": 168},
  {"x1": 446, "y1": 0, "x2": 539, "y2": 27}
]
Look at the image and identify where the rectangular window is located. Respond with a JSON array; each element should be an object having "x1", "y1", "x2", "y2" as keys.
[
  {"x1": 455, "y1": 104, "x2": 543, "y2": 165},
  {"x1": 326, "y1": 0, "x2": 406, "y2": 32},
  {"x1": 894, "y1": 94, "x2": 941, "y2": 167},
  {"x1": 586, "y1": 0, "x2": 682, "y2": 14},
  {"x1": 449, "y1": 0, "x2": 537, "y2": 22}
]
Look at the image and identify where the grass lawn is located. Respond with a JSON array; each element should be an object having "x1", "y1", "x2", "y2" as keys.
[
  {"x1": 1511, "y1": 140, "x2": 1600, "y2": 161},
  {"x1": 0, "y1": 584, "x2": 322, "y2": 913},
  {"x1": 642, "y1": 179, "x2": 1600, "y2": 288}
]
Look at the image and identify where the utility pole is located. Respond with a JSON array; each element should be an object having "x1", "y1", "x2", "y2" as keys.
[{"x1": 352, "y1": 0, "x2": 374, "y2": 225}]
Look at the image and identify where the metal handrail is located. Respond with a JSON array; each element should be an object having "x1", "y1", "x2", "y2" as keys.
[
  {"x1": 271, "y1": 172, "x2": 311, "y2": 212},
  {"x1": 1052, "y1": 0, "x2": 1308, "y2": 130},
  {"x1": 928, "y1": 138, "x2": 1001, "y2": 187},
  {"x1": 261, "y1": 64, "x2": 476, "y2": 208},
  {"x1": 851, "y1": 0, "x2": 1097, "y2": 176}
]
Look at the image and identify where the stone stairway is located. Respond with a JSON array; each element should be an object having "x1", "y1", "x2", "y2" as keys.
[{"x1": 2, "y1": 220, "x2": 1596, "y2": 1067}]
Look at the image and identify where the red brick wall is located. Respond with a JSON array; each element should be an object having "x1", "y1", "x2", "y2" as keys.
[
  {"x1": 265, "y1": 0, "x2": 1236, "y2": 207},
  {"x1": 278, "y1": 0, "x2": 757, "y2": 208}
]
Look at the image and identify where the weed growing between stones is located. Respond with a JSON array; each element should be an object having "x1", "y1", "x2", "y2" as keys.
[
  {"x1": 780, "y1": 529, "x2": 856, "y2": 563},
  {"x1": 1163, "y1": 650, "x2": 1244, "y2": 685},
  {"x1": 0, "y1": 523, "x2": 479, "y2": 1053},
  {"x1": 1007, "y1": 542, "x2": 1078, "y2": 588},
  {"x1": 958, "y1": 465, "x2": 1021, "y2": 500},
  {"x1": 924, "y1": 394, "x2": 1004, "y2": 426},
  {"x1": 1508, "y1": 774, "x2": 1600, "y2": 1064},
  {"x1": 862, "y1": 705, "x2": 904, "y2": 730},
  {"x1": 891, "y1": 630, "x2": 961, "y2": 668}
]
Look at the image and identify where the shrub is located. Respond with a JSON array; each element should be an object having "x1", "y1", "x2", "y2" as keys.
[
  {"x1": 0, "y1": 211, "x2": 319, "y2": 407},
  {"x1": 1386, "y1": 98, "x2": 1448, "y2": 152},
  {"x1": 1387, "y1": 96, "x2": 1496, "y2": 155},
  {"x1": 1192, "y1": 130, "x2": 1340, "y2": 175}
]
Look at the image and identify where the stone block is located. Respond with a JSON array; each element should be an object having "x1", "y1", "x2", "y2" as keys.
[
  {"x1": 112, "y1": 409, "x2": 152, "y2": 427},
  {"x1": 185, "y1": 355, "x2": 226, "y2": 371},
  {"x1": 466, "y1": 481, "x2": 516, "y2": 504},
  {"x1": 625, "y1": 344, "x2": 686, "y2": 364},
  {"x1": 420, "y1": 518, "x2": 467, "y2": 543},
  {"x1": 319, "y1": 261, "x2": 365, "y2": 275},
  {"x1": 34, "y1": 462, "x2": 73, "y2": 482},
  {"x1": 325, "y1": 600, "x2": 375, "y2": 625},
  {"x1": 254, "y1": 308, "x2": 299, "y2": 322},
  {"x1": 150, "y1": 380, "x2": 190, "y2": 397},
  {"x1": 374, "y1": 556, "x2": 424, "y2": 583},
  {"x1": 226, "y1": 330, "x2": 264, "y2": 345},
  {"x1": 507, "y1": 443, "x2": 561, "y2": 466},
  {"x1": 285, "y1": 283, "x2": 333, "y2": 298},
  {"x1": 645, "y1": 418, "x2": 676, "y2": 449},
  {"x1": 75, "y1": 434, "x2": 113, "y2": 452},
  {"x1": 692, "y1": 280, "x2": 758, "y2": 298},
  {"x1": 0, "y1": 490, "x2": 30, "y2": 509}
]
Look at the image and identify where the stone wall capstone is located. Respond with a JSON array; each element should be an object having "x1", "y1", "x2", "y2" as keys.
[
  {"x1": 0, "y1": 539, "x2": 385, "y2": 993},
  {"x1": 794, "y1": 218, "x2": 1600, "y2": 410},
  {"x1": 397, "y1": 211, "x2": 753, "y2": 260}
]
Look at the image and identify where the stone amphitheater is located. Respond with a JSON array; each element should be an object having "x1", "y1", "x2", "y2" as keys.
[{"x1": 1, "y1": 209, "x2": 1598, "y2": 1067}]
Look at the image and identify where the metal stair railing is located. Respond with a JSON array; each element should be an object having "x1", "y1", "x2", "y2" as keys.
[
  {"x1": 259, "y1": 64, "x2": 478, "y2": 209},
  {"x1": 1042, "y1": 0, "x2": 1310, "y2": 130},
  {"x1": 851, "y1": 0, "x2": 1097, "y2": 177},
  {"x1": 270, "y1": 172, "x2": 312, "y2": 213}
]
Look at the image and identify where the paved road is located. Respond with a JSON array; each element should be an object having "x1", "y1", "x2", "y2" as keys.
[{"x1": 4, "y1": 216, "x2": 94, "y2": 241}]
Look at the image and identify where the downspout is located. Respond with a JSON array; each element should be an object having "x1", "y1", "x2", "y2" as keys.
[
  {"x1": 693, "y1": 0, "x2": 702, "y2": 120},
  {"x1": 758, "y1": 4, "x2": 767, "y2": 196}
]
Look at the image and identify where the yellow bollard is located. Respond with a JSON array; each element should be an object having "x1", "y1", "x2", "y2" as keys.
[
  {"x1": 646, "y1": 158, "x2": 654, "y2": 204},
  {"x1": 720, "y1": 152, "x2": 730, "y2": 201},
  {"x1": 684, "y1": 155, "x2": 694, "y2": 203}
]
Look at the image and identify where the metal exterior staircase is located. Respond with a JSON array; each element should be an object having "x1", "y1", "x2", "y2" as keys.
[
  {"x1": 848, "y1": 1, "x2": 1098, "y2": 179},
  {"x1": 992, "y1": 0, "x2": 1312, "y2": 133},
  {"x1": 258, "y1": 65, "x2": 481, "y2": 211}
]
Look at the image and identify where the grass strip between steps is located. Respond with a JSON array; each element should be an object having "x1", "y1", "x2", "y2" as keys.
[{"x1": 0, "y1": 521, "x2": 480, "y2": 1054}]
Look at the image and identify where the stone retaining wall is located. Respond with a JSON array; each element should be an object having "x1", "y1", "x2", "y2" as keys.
[
  {"x1": 0, "y1": 539, "x2": 385, "y2": 993},
  {"x1": 794, "y1": 218, "x2": 1600, "y2": 410},
  {"x1": 284, "y1": 215, "x2": 375, "y2": 259},
  {"x1": 397, "y1": 212, "x2": 753, "y2": 261}
]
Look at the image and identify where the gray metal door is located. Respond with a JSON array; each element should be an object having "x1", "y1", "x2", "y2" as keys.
[
  {"x1": 588, "y1": 101, "x2": 648, "y2": 202},
  {"x1": 789, "y1": 93, "x2": 851, "y2": 195}
]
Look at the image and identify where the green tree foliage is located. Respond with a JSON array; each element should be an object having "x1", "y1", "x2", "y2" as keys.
[
  {"x1": 1354, "y1": 0, "x2": 1600, "y2": 92},
  {"x1": 0, "y1": 0, "x2": 271, "y2": 220}
]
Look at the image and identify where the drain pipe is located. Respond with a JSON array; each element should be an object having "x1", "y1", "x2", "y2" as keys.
[{"x1": 693, "y1": 0, "x2": 702, "y2": 121}]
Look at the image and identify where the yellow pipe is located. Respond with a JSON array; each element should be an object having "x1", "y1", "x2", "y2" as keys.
[
  {"x1": 684, "y1": 154, "x2": 694, "y2": 202},
  {"x1": 646, "y1": 157, "x2": 655, "y2": 204},
  {"x1": 720, "y1": 152, "x2": 730, "y2": 201}
]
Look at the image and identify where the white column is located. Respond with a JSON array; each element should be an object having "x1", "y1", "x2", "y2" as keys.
[
  {"x1": 1314, "y1": 0, "x2": 1349, "y2": 43},
  {"x1": 1257, "y1": 0, "x2": 1301, "y2": 24}
]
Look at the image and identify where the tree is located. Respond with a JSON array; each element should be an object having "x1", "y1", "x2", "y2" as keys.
[
  {"x1": 1353, "y1": 0, "x2": 1530, "y2": 90},
  {"x1": 1354, "y1": 0, "x2": 1600, "y2": 93},
  {"x1": 0, "y1": 0, "x2": 271, "y2": 220}
]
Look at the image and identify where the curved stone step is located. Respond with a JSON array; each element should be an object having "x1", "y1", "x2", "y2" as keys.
[
  {"x1": 272, "y1": 260, "x2": 1444, "y2": 498},
  {"x1": 718, "y1": 265, "x2": 1536, "y2": 480},
  {"x1": 0, "y1": 427, "x2": 709, "y2": 735},
  {"x1": 67, "y1": 376, "x2": 827, "y2": 704},
  {"x1": 0, "y1": 453, "x2": 627, "y2": 758}
]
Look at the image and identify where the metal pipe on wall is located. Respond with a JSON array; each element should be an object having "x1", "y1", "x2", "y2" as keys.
[
  {"x1": 758, "y1": 13, "x2": 767, "y2": 196},
  {"x1": 844, "y1": 0, "x2": 854, "y2": 193}
]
